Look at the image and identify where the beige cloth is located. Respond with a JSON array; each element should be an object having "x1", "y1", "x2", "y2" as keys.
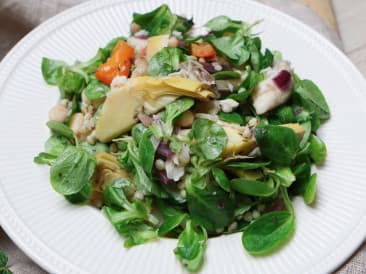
[{"x1": 0, "y1": 0, "x2": 363, "y2": 273}]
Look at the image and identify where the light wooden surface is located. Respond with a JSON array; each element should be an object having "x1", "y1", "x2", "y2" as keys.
[{"x1": 333, "y1": 0, "x2": 366, "y2": 77}]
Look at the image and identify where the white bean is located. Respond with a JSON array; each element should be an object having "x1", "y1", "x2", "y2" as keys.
[
  {"x1": 176, "y1": 111, "x2": 194, "y2": 128},
  {"x1": 48, "y1": 105, "x2": 68, "y2": 122},
  {"x1": 130, "y1": 22, "x2": 141, "y2": 33},
  {"x1": 168, "y1": 36, "x2": 179, "y2": 48}
]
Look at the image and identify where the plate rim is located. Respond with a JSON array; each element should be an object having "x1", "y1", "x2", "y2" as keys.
[{"x1": 0, "y1": 0, "x2": 366, "y2": 273}]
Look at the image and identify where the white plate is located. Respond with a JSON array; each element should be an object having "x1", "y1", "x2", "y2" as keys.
[{"x1": 1, "y1": 0, "x2": 366, "y2": 273}]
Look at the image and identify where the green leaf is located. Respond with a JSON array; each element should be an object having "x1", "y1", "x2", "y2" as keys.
[
  {"x1": 50, "y1": 146, "x2": 96, "y2": 195},
  {"x1": 59, "y1": 68, "x2": 86, "y2": 97},
  {"x1": 218, "y1": 112, "x2": 244, "y2": 125},
  {"x1": 242, "y1": 211, "x2": 295, "y2": 255},
  {"x1": 45, "y1": 135, "x2": 70, "y2": 156},
  {"x1": 186, "y1": 176, "x2": 235, "y2": 231},
  {"x1": 261, "y1": 49, "x2": 274, "y2": 69},
  {"x1": 159, "y1": 213, "x2": 188, "y2": 236},
  {"x1": 41, "y1": 58, "x2": 67, "y2": 85},
  {"x1": 191, "y1": 118, "x2": 228, "y2": 160},
  {"x1": 133, "y1": 4, "x2": 177, "y2": 36},
  {"x1": 274, "y1": 106, "x2": 296, "y2": 124},
  {"x1": 46, "y1": 121, "x2": 74, "y2": 140},
  {"x1": 299, "y1": 121, "x2": 312, "y2": 148},
  {"x1": 84, "y1": 77, "x2": 109, "y2": 100},
  {"x1": 204, "y1": 15, "x2": 244, "y2": 35},
  {"x1": 174, "y1": 15, "x2": 194, "y2": 34},
  {"x1": 228, "y1": 66, "x2": 260, "y2": 102},
  {"x1": 304, "y1": 173, "x2": 317, "y2": 205},
  {"x1": 254, "y1": 125, "x2": 299, "y2": 166},
  {"x1": 294, "y1": 79, "x2": 330, "y2": 121},
  {"x1": 0, "y1": 250, "x2": 8, "y2": 268},
  {"x1": 230, "y1": 178, "x2": 277, "y2": 197},
  {"x1": 174, "y1": 220, "x2": 207, "y2": 272},
  {"x1": 273, "y1": 167, "x2": 295, "y2": 187},
  {"x1": 103, "y1": 178, "x2": 132, "y2": 209},
  {"x1": 139, "y1": 130, "x2": 156, "y2": 174},
  {"x1": 222, "y1": 161, "x2": 270, "y2": 170},
  {"x1": 309, "y1": 135, "x2": 327, "y2": 165},
  {"x1": 78, "y1": 142, "x2": 109, "y2": 155},
  {"x1": 148, "y1": 47, "x2": 184, "y2": 76},
  {"x1": 33, "y1": 152, "x2": 58, "y2": 166},
  {"x1": 122, "y1": 223, "x2": 158, "y2": 248},
  {"x1": 209, "y1": 33, "x2": 250, "y2": 66},
  {"x1": 213, "y1": 71, "x2": 241, "y2": 80},
  {"x1": 131, "y1": 123, "x2": 148, "y2": 144},
  {"x1": 290, "y1": 161, "x2": 311, "y2": 195},
  {"x1": 163, "y1": 97, "x2": 194, "y2": 135},
  {"x1": 211, "y1": 167, "x2": 230, "y2": 192},
  {"x1": 64, "y1": 183, "x2": 91, "y2": 204}
]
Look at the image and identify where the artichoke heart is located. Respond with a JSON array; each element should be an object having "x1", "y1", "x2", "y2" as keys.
[
  {"x1": 89, "y1": 152, "x2": 133, "y2": 207},
  {"x1": 95, "y1": 76, "x2": 215, "y2": 142}
]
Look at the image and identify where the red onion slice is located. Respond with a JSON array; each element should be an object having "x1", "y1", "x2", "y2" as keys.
[
  {"x1": 273, "y1": 70, "x2": 292, "y2": 91},
  {"x1": 157, "y1": 142, "x2": 174, "y2": 159},
  {"x1": 156, "y1": 169, "x2": 173, "y2": 185}
]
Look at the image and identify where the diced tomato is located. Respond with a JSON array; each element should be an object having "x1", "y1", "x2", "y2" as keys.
[{"x1": 191, "y1": 43, "x2": 216, "y2": 58}]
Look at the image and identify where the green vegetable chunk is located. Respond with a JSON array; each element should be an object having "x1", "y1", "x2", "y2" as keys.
[
  {"x1": 191, "y1": 118, "x2": 228, "y2": 160},
  {"x1": 148, "y1": 47, "x2": 184, "y2": 76},
  {"x1": 50, "y1": 146, "x2": 96, "y2": 195},
  {"x1": 174, "y1": 220, "x2": 207, "y2": 272},
  {"x1": 242, "y1": 211, "x2": 295, "y2": 255},
  {"x1": 309, "y1": 135, "x2": 327, "y2": 165},
  {"x1": 254, "y1": 125, "x2": 300, "y2": 166},
  {"x1": 84, "y1": 77, "x2": 109, "y2": 100}
]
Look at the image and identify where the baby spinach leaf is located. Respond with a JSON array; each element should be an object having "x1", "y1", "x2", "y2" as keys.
[
  {"x1": 64, "y1": 183, "x2": 91, "y2": 204},
  {"x1": 174, "y1": 220, "x2": 207, "y2": 272},
  {"x1": 254, "y1": 125, "x2": 299, "y2": 166},
  {"x1": 218, "y1": 112, "x2": 244, "y2": 125},
  {"x1": 211, "y1": 167, "x2": 230, "y2": 192},
  {"x1": 213, "y1": 71, "x2": 241, "y2": 80},
  {"x1": 290, "y1": 161, "x2": 311, "y2": 195},
  {"x1": 139, "y1": 130, "x2": 156, "y2": 174},
  {"x1": 294, "y1": 79, "x2": 330, "y2": 121},
  {"x1": 46, "y1": 121, "x2": 74, "y2": 140},
  {"x1": 304, "y1": 173, "x2": 317, "y2": 205},
  {"x1": 58, "y1": 68, "x2": 87, "y2": 97},
  {"x1": 191, "y1": 118, "x2": 228, "y2": 160},
  {"x1": 242, "y1": 210, "x2": 295, "y2": 255},
  {"x1": 230, "y1": 178, "x2": 277, "y2": 197},
  {"x1": 132, "y1": 123, "x2": 148, "y2": 144},
  {"x1": 274, "y1": 106, "x2": 296, "y2": 124},
  {"x1": 159, "y1": 213, "x2": 188, "y2": 236},
  {"x1": 163, "y1": 97, "x2": 194, "y2": 135},
  {"x1": 33, "y1": 152, "x2": 58, "y2": 166},
  {"x1": 205, "y1": 15, "x2": 244, "y2": 35},
  {"x1": 45, "y1": 135, "x2": 70, "y2": 156},
  {"x1": 103, "y1": 178, "x2": 132, "y2": 209},
  {"x1": 260, "y1": 49, "x2": 274, "y2": 69},
  {"x1": 273, "y1": 167, "x2": 295, "y2": 187},
  {"x1": 78, "y1": 142, "x2": 109, "y2": 155},
  {"x1": 228, "y1": 66, "x2": 260, "y2": 102},
  {"x1": 50, "y1": 146, "x2": 96, "y2": 195},
  {"x1": 148, "y1": 47, "x2": 184, "y2": 76},
  {"x1": 221, "y1": 161, "x2": 270, "y2": 170},
  {"x1": 209, "y1": 33, "x2": 250, "y2": 66},
  {"x1": 309, "y1": 134, "x2": 327, "y2": 165},
  {"x1": 84, "y1": 77, "x2": 109, "y2": 100},
  {"x1": 122, "y1": 223, "x2": 158, "y2": 248},
  {"x1": 174, "y1": 15, "x2": 194, "y2": 34},
  {"x1": 186, "y1": 176, "x2": 235, "y2": 231},
  {"x1": 132, "y1": 4, "x2": 177, "y2": 36},
  {"x1": 41, "y1": 58, "x2": 67, "y2": 85}
]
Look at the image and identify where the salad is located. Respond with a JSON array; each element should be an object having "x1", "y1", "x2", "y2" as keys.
[{"x1": 35, "y1": 4, "x2": 330, "y2": 272}]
